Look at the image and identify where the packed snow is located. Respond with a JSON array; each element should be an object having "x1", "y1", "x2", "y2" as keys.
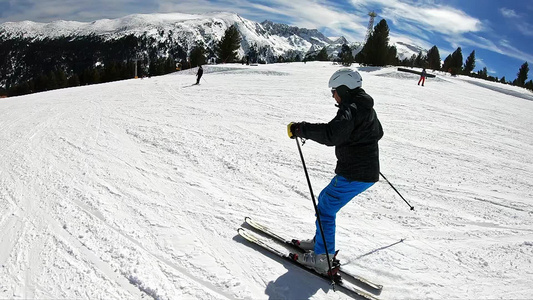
[{"x1": 1, "y1": 62, "x2": 532, "y2": 300}]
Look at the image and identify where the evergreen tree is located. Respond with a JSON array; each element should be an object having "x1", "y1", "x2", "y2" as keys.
[
  {"x1": 68, "y1": 74, "x2": 80, "y2": 87},
  {"x1": 407, "y1": 54, "x2": 417, "y2": 67},
  {"x1": 442, "y1": 54, "x2": 452, "y2": 72},
  {"x1": 339, "y1": 44, "x2": 353, "y2": 66},
  {"x1": 216, "y1": 25, "x2": 241, "y2": 63},
  {"x1": 516, "y1": 62, "x2": 529, "y2": 87},
  {"x1": 357, "y1": 19, "x2": 392, "y2": 66},
  {"x1": 414, "y1": 51, "x2": 426, "y2": 68},
  {"x1": 34, "y1": 74, "x2": 49, "y2": 92},
  {"x1": 426, "y1": 45, "x2": 441, "y2": 70},
  {"x1": 47, "y1": 71, "x2": 58, "y2": 90},
  {"x1": 387, "y1": 46, "x2": 398, "y2": 66},
  {"x1": 190, "y1": 44, "x2": 206, "y2": 67},
  {"x1": 464, "y1": 50, "x2": 476, "y2": 74},
  {"x1": 247, "y1": 44, "x2": 258, "y2": 64},
  {"x1": 316, "y1": 47, "x2": 329, "y2": 61},
  {"x1": 88, "y1": 68, "x2": 100, "y2": 84},
  {"x1": 477, "y1": 67, "x2": 488, "y2": 79},
  {"x1": 450, "y1": 47, "x2": 463, "y2": 75},
  {"x1": 102, "y1": 62, "x2": 119, "y2": 83},
  {"x1": 525, "y1": 80, "x2": 533, "y2": 91},
  {"x1": 56, "y1": 69, "x2": 68, "y2": 88},
  {"x1": 500, "y1": 76, "x2": 506, "y2": 84}
]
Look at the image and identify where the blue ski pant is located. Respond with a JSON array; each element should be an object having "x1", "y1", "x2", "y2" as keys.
[{"x1": 313, "y1": 175, "x2": 374, "y2": 255}]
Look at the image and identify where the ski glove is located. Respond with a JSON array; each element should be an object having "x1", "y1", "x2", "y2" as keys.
[{"x1": 287, "y1": 122, "x2": 304, "y2": 139}]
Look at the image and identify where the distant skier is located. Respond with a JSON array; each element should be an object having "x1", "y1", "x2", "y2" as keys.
[
  {"x1": 287, "y1": 68, "x2": 384, "y2": 274},
  {"x1": 418, "y1": 68, "x2": 427, "y2": 86},
  {"x1": 196, "y1": 65, "x2": 203, "y2": 85}
]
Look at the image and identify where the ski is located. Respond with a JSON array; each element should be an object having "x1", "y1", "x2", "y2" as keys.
[
  {"x1": 244, "y1": 216, "x2": 383, "y2": 294},
  {"x1": 238, "y1": 228, "x2": 380, "y2": 300}
]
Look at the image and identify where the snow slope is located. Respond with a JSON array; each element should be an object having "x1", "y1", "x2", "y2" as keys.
[{"x1": 1, "y1": 62, "x2": 532, "y2": 300}]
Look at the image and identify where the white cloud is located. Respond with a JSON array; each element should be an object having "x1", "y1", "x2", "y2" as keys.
[
  {"x1": 347, "y1": 1, "x2": 533, "y2": 66},
  {"x1": 442, "y1": 34, "x2": 533, "y2": 63},
  {"x1": 516, "y1": 22, "x2": 533, "y2": 37},
  {"x1": 497, "y1": 7, "x2": 533, "y2": 38},
  {"x1": 347, "y1": 0, "x2": 483, "y2": 35},
  {"x1": 381, "y1": 3, "x2": 482, "y2": 35},
  {"x1": 151, "y1": 0, "x2": 369, "y2": 41},
  {"x1": 499, "y1": 8, "x2": 518, "y2": 18}
]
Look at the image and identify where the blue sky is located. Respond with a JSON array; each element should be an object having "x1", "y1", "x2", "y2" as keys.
[{"x1": 1, "y1": 0, "x2": 532, "y2": 81}]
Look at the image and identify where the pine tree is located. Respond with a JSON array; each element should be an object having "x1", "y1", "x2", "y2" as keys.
[
  {"x1": 515, "y1": 62, "x2": 529, "y2": 87},
  {"x1": 190, "y1": 44, "x2": 206, "y2": 67},
  {"x1": 357, "y1": 19, "x2": 392, "y2": 66},
  {"x1": 450, "y1": 47, "x2": 463, "y2": 75},
  {"x1": 387, "y1": 45, "x2": 398, "y2": 65},
  {"x1": 426, "y1": 46, "x2": 441, "y2": 70},
  {"x1": 89, "y1": 68, "x2": 100, "y2": 84},
  {"x1": 35, "y1": 74, "x2": 49, "y2": 92},
  {"x1": 339, "y1": 44, "x2": 353, "y2": 66},
  {"x1": 442, "y1": 54, "x2": 452, "y2": 72},
  {"x1": 247, "y1": 44, "x2": 258, "y2": 64},
  {"x1": 414, "y1": 51, "x2": 426, "y2": 68},
  {"x1": 68, "y1": 74, "x2": 80, "y2": 87},
  {"x1": 47, "y1": 71, "x2": 58, "y2": 90},
  {"x1": 407, "y1": 54, "x2": 417, "y2": 67},
  {"x1": 525, "y1": 80, "x2": 533, "y2": 91},
  {"x1": 464, "y1": 50, "x2": 476, "y2": 74},
  {"x1": 316, "y1": 47, "x2": 329, "y2": 61},
  {"x1": 477, "y1": 67, "x2": 488, "y2": 79},
  {"x1": 216, "y1": 25, "x2": 242, "y2": 63},
  {"x1": 56, "y1": 69, "x2": 68, "y2": 88}
]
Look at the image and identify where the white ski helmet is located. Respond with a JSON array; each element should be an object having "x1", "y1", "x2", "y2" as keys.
[{"x1": 328, "y1": 68, "x2": 362, "y2": 89}]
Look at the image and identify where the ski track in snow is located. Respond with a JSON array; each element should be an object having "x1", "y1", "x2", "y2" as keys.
[{"x1": 1, "y1": 62, "x2": 533, "y2": 299}]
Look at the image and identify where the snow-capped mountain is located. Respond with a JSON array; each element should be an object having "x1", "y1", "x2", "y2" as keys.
[
  {"x1": 0, "y1": 12, "x2": 422, "y2": 61},
  {"x1": 0, "y1": 12, "x2": 429, "y2": 91},
  {"x1": 394, "y1": 41, "x2": 427, "y2": 60},
  {"x1": 0, "y1": 12, "x2": 341, "y2": 62}
]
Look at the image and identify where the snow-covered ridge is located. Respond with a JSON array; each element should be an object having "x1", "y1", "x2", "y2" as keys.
[
  {"x1": 0, "y1": 12, "x2": 424, "y2": 59},
  {"x1": 0, "y1": 12, "x2": 231, "y2": 38},
  {"x1": 0, "y1": 12, "x2": 334, "y2": 58}
]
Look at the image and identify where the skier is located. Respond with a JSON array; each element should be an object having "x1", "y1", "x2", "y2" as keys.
[
  {"x1": 418, "y1": 68, "x2": 426, "y2": 86},
  {"x1": 196, "y1": 65, "x2": 203, "y2": 85},
  {"x1": 287, "y1": 68, "x2": 383, "y2": 274}
]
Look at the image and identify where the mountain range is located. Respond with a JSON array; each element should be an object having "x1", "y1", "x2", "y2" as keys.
[
  {"x1": 0, "y1": 12, "x2": 428, "y2": 91},
  {"x1": 0, "y1": 12, "x2": 424, "y2": 62}
]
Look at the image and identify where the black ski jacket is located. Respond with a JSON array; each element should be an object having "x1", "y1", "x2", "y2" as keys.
[{"x1": 299, "y1": 88, "x2": 383, "y2": 182}]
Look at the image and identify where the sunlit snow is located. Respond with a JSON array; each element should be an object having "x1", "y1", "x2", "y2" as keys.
[{"x1": 1, "y1": 62, "x2": 532, "y2": 299}]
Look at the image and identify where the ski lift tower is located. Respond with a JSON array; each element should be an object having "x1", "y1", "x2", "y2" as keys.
[
  {"x1": 365, "y1": 11, "x2": 377, "y2": 42},
  {"x1": 133, "y1": 58, "x2": 141, "y2": 79}
]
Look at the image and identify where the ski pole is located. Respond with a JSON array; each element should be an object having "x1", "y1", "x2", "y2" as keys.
[
  {"x1": 295, "y1": 137, "x2": 336, "y2": 286},
  {"x1": 380, "y1": 172, "x2": 414, "y2": 210}
]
